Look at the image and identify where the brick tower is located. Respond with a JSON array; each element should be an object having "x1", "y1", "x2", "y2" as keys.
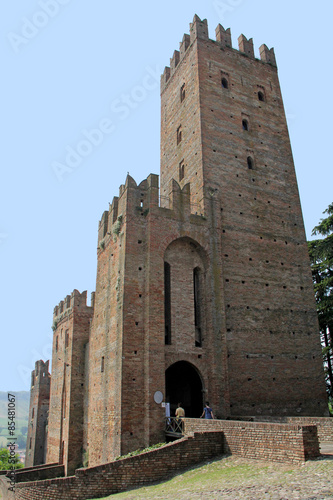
[
  {"x1": 85, "y1": 16, "x2": 327, "y2": 467},
  {"x1": 160, "y1": 15, "x2": 328, "y2": 417},
  {"x1": 46, "y1": 290, "x2": 93, "y2": 475},
  {"x1": 25, "y1": 360, "x2": 50, "y2": 467}
]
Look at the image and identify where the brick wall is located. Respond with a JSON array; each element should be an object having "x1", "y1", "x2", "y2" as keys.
[
  {"x1": 14, "y1": 464, "x2": 65, "y2": 483},
  {"x1": 229, "y1": 416, "x2": 333, "y2": 443},
  {"x1": 184, "y1": 418, "x2": 320, "y2": 463},
  {"x1": 11, "y1": 432, "x2": 223, "y2": 500},
  {"x1": 3, "y1": 420, "x2": 322, "y2": 499},
  {"x1": 87, "y1": 193, "x2": 124, "y2": 465},
  {"x1": 88, "y1": 173, "x2": 228, "y2": 465}
]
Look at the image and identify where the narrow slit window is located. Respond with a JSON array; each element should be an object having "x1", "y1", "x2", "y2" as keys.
[
  {"x1": 179, "y1": 160, "x2": 185, "y2": 181},
  {"x1": 177, "y1": 125, "x2": 182, "y2": 145},
  {"x1": 62, "y1": 388, "x2": 66, "y2": 419},
  {"x1": 65, "y1": 330, "x2": 69, "y2": 349},
  {"x1": 101, "y1": 356, "x2": 105, "y2": 373},
  {"x1": 193, "y1": 267, "x2": 202, "y2": 347},
  {"x1": 164, "y1": 262, "x2": 171, "y2": 345},
  {"x1": 55, "y1": 336, "x2": 58, "y2": 353},
  {"x1": 242, "y1": 119, "x2": 249, "y2": 131},
  {"x1": 180, "y1": 83, "x2": 186, "y2": 102}
]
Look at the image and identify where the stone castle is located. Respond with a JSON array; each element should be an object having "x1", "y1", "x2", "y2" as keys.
[{"x1": 25, "y1": 15, "x2": 328, "y2": 476}]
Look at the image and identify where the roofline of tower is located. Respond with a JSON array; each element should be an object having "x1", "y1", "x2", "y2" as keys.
[{"x1": 161, "y1": 14, "x2": 276, "y2": 93}]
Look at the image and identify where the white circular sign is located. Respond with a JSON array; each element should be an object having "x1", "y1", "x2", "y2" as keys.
[{"x1": 154, "y1": 391, "x2": 163, "y2": 404}]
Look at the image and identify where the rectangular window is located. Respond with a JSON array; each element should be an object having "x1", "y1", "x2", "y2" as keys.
[
  {"x1": 193, "y1": 268, "x2": 202, "y2": 347},
  {"x1": 179, "y1": 160, "x2": 185, "y2": 181},
  {"x1": 176, "y1": 125, "x2": 182, "y2": 145},
  {"x1": 164, "y1": 262, "x2": 171, "y2": 345},
  {"x1": 29, "y1": 438, "x2": 32, "y2": 450},
  {"x1": 65, "y1": 330, "x2": 69, "y2": 349},
  {"x1": 55, "y1": 336, "x2": 58, "y2": 353}
]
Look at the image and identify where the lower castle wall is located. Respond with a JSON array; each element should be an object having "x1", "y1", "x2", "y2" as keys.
[
  {"x1": 14, "y1": 464, "x2": 65, "y2": 483},
  {"x1": 183, "y1": 418, "x2": 320, "y2": 463},
  {"x1": 9, "y1": 432, "x2": 223, "y2": 500},
  {"x1": 1, "y1": 419, "x2": 324, "y2": 500},
  {"x1": 228, "y1": 416, "x2": 333, "y2": 443}
]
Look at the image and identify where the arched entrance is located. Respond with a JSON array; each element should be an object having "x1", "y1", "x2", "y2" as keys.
[{"x1": 165, "y1": 361, "x2": 203, "y2": 418}]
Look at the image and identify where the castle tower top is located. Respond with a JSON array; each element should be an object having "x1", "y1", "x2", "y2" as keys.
[
  {"x1": 31, "y1": 359, "x2": 50, "y2": 388},
  {"x1": 52, "y1": 289, "x2": 94, "y2": 333},
  {"x1": 161, "y1": 15, "x2": 276, "y2": 91}
]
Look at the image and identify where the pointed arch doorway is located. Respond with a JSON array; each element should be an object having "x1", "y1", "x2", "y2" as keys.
[{"x1": 165, "y1": 361, "x2": 203, "y2": 418}]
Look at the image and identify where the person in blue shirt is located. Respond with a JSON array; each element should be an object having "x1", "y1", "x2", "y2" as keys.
[{"x1": 200, "y1": 401, "x2": 214, "y2": 419}]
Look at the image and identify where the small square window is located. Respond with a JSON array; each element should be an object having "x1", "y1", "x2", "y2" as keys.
[
  {"x1": 258, "y1": 91, "x2": 265, "y2": 102},
  {"x1": 222, "y1": 77, "x2": 229, "y2": 89},
  {"x1": 247, "y1": 156, "x2": 254, "y2": 169}
]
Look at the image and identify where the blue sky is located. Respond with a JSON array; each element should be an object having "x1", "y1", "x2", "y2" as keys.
[{"x1": 1, "y1": 0, "x2": 332, "y2": 391}]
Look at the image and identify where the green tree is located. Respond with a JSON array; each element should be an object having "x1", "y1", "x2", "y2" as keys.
[
  {"x1": 0, "y1": 448, "x2": 23, "y2": 471},
  {"x1": 308, "y1": 203, "x2": 333, "y2": 411}
]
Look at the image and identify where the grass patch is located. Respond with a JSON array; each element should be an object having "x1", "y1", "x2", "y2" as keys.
[
  {"x1": 115, "y1": 443, "x2": 167, "y2": 460},
  {"x1": 86, "y1": 456, "x2": 277, "y2": 499}
]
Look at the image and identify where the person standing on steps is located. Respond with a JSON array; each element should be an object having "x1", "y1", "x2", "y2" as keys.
[
  {"x1": 175, "y1": 402, "x2": 185, "y2": 432},
  {"x1": 175, "y1": 402, "x2": 185, "y2": 420},
  {"x1": 201, "y1": 401, "x2": 214, "y2": 419}
]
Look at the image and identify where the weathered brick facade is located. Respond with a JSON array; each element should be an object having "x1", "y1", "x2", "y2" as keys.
[
  {"x1": 26, "y1": 14, "x2": 328, "y2": 476},
  {"x1": 46, "y1": 290, "x2": 93, "y2": 475},
  {"x1": 25, "y1": 361, "x2": 50, "y2": 468}
]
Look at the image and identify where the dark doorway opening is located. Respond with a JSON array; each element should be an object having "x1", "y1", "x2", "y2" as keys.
[{"x1": 165, "y1": 361, "x2": 203, "y2": 418}]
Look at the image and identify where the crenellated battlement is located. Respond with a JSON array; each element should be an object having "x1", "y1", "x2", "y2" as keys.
[
  {"x1": 190, "y1": 14, "x2": 209, "y2": 42},
  {"x1": 180, "y1": 33, "x2": 190, "y2": 58},
  {"x1": 31, "y1": 359, "x2": 50, "y2": 387},
  {"x1": 215, "y1": 24, "x2": 231, "y2": 47},
  {"x1": 52, "y1": 289, "x2": 94, "y2": 328},
  {"x1": 259, "y1": 44, "x2": 276, "y2": 66},
  {"x1": 98, "y1": 173, "x2": 159, "y2": 245},
  {"x1": 97, "y1": 172, "x2": 205, "y2": 247},
  {"x1": 238, "y1": 34, "x2": 254, "y2": 58},
  {"x1": 161, "y1": 14, "x2": 276, "y2": 91}
]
